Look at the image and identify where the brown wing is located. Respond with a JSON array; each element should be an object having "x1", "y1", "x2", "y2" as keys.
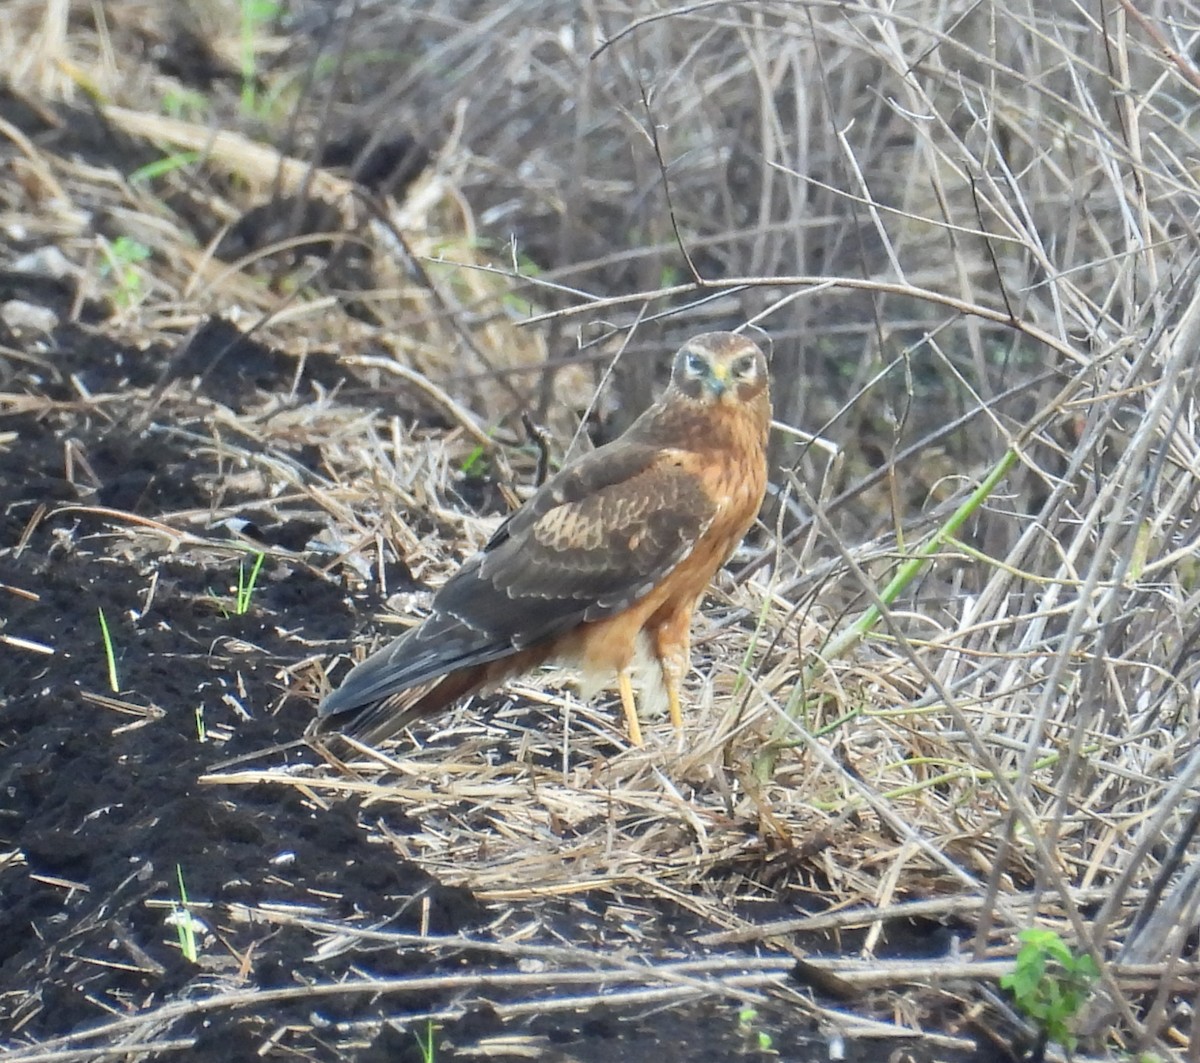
[{"x1": 318, "y1": 441, "x2": 717, "y2": 722}]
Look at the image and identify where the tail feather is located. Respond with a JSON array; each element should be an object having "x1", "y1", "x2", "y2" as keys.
[
  {"x1": 315, "y1": 621, "x2": 554, "y2": 743},
  {"x1": 318, "y1": 665, "x2": 490, "y2": 745},
  {"x1": 318, "y1": 625, "x2": 511, "y2": 721}
]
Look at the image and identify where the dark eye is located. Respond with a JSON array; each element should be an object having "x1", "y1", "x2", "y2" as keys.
[
  {"x1": 732, "y1": 355, "x2": 757, "y2": 377},
  {"x1": 685, "y1": 352, "x2": 707, "y2": 375}
]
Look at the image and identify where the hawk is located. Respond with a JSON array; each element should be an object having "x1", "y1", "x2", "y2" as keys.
[{"x1": 317, "y1": 332, "x2": 771, "y2": 746}]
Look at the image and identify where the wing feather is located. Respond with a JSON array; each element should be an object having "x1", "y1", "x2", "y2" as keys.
[{"x1": 448, "y1": 443, "x2": 715, "y2": 635}]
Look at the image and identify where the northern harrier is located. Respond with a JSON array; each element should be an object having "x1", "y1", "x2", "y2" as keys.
[{"x1": 317, "y1": 332, "x2": 771, "y2": 746}]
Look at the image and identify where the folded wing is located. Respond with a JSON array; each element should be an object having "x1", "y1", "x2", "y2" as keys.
[{"x1": 317, "y1": 442, "x2": 716, "y2": 736}]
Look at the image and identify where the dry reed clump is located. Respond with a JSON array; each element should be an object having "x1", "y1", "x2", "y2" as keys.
[{"x1": 7, "y1": 0, "x2": 1200, "y2": 1054}]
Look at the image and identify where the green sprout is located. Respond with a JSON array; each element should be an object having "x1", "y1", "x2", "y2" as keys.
[
  {"x1": 97, "y1": 607, "x2": 120, "y2": 693},
  {"x1": 98, "y1": 236, "x2": 151, "y2": 308},
  {"x1": 414, "y1": 1020, "x2": 438, "y2": 1062},
  {"x1": 160, "y1": 86, "x2": 208, "y2": 120},
  {"x1": 194, "y1": 706, "x2": 207, "y2": 743},
  {"x1": 235, "y1": 552, "x2": 266, "y2": 615},
  {"x1": 129, "y1": 150, "x2": 201, "y2": 184},
  {"x1": 168, "y1": 865, "x2": 206, "y2": 962},
  {"x1": 240, "y1": 0, "x2": 281, "y2": 115},
  {"x1": 1001, "y1": 928, "x2": 1099, "y2": 1054},
  {"x1": 459, "y1": 443, "x2": 488, "y2": 477},
  {"x1": 736, "y1": 1006, "x2": 775, "y2": 1054}
]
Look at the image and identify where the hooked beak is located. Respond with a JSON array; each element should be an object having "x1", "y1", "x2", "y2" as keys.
[{"x1": 705, "y1": 363, "x2": 729, "y2": 397}]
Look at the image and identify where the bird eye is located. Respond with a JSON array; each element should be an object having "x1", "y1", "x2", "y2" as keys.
[
  {"x1": 685, "y1": 352, "x2": 707, "y2": 375},
  {"x1": 732, "y1": 355, "x2": 757, "y2": 377}
]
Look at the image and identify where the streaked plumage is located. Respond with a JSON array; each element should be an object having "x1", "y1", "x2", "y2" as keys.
[{"x1": 316, "y1": 332, "x2": 771, "y2": 746}]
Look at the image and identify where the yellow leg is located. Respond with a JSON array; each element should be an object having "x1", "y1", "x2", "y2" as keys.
[
  {"x1": 665, "y1": 665, "x2": 684, "y2": 732},
  {"x1": 618, "y1": 668, "x2": 643, "y2": 746},
  {"x1": 654, "y1": 608, "x2": 695, "y2": 735}
]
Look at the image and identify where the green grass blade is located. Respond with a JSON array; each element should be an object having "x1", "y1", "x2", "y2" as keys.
[{"x1": 97, "y1": 607, "x2": 120, "y2": 693}]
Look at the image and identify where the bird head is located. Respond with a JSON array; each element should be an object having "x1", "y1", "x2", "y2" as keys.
[{"x1": 670, "y1": 332, "x2": 769, "y2": 406}]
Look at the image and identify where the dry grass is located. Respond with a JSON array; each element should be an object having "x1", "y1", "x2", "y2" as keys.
[{"x1": 6, "y1": 0, "x2": 1200, "y2": 1057}]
